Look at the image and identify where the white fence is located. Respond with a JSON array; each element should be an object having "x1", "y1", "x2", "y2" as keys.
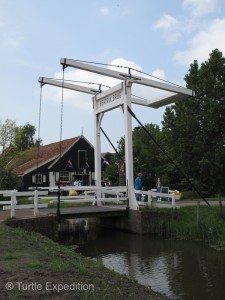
[
  {"x1": 135, "y1": 190, "x2": 181, "y2": 208},
  {"x1": 0, "y1": 186, "x2": 128, "y2": 218},
  {"x1": 0, "y1": 186, "x2": 180, "y2": 218},
  {"x1": 0, "y1": 190, "x2": 48, "y2": 217},
  {"x1": 36, "y1": 186, "x2": 180, "y2": 208},
  {"x1": 31, "y1": 185, "x2": 128, "y2": 204},
  {"x1": 37, "y1": 186, "x2": 129, "y2": 208}
]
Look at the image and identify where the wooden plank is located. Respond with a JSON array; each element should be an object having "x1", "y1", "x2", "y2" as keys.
[
  {"x1": 3, "y1": 203, "x2": 48, "y2": 210},
  {"x1": 0, "y1": 201, "x2": 12, "y2": 205},
  {"x1": 3, "y1": 191, "x2": 48, "y2": 197}
]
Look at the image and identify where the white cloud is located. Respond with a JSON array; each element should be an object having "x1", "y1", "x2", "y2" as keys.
[
  {"x1": 183, "y1": 0, "x2": 217, "y2": 17},
  {"x1": 99, "y1": 7, "x2": 110, "y2": 16},
  {"x1": 108, "y1": 57, "x2": 142, "y2": 77},
  {"x1": 153, "y1": 14, "x2": 181, "y2": 43},
  {"x1": 151, "y1": 69, "x2": 166, "y2": 80},
  {"x1": 174, "y1": 18, "x2": 225, "y2": 65},
  {"x1": 153, "y1": 14, "x2": 179, "y2": 30}
]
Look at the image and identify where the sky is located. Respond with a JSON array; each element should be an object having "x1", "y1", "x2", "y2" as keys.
[{"x1": 1, "y1": 0, "x2": 225, "y2": 152}]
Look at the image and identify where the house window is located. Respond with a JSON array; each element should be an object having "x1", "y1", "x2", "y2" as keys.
[
  {"x1": 78, "y1": 150, "x2": 87, "y2": 169},
  {"x1": 60, "y1": 171, "x2": 70, "y2": 182},
  {"x1": 32, "y1": 174, "x2": 46, "y2": 184}
]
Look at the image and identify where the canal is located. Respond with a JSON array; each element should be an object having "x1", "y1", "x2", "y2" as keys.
[{"x1": 69, "y1": 225, "x2": 225, "y2": 300}]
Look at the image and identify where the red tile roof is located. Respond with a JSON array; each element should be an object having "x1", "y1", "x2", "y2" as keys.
[{"x1": 7, "y1": 137, "x2": 80, "y2": 175}]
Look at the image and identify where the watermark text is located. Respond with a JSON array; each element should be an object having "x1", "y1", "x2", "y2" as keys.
[{"x1": 5, "y1": 281, "x2": 94, "y2": 293}]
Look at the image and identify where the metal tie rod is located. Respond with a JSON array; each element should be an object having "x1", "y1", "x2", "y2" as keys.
[{"x1": 60, "y1": 58, "x2": 194, "y2": 96}]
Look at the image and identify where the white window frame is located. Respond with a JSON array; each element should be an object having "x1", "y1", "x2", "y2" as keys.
[
  {"x1": 32, "y1": 174, "x2": 43, "y2": 184},
  {"x1": 78, "y1": 150, "x2": 87, "y2": 169},
  {"x1": 60, "y1": 171, "x2": 70, "y2": 182}
]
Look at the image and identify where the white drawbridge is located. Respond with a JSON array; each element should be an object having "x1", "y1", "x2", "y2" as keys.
[{"x1": 39, "y1": 59, "x2": 193, "y2": 210}]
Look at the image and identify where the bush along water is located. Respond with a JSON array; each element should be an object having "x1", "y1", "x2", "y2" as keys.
[{"x1": 162, "y1": 206, "x2": 225, "y2": 245}]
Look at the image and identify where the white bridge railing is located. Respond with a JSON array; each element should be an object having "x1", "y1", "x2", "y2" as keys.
[
  {"x1": 0, "y1": 186, "x2": 180, "y2": 218},
  {"x1": 0, "y1": 186, "x2": 128, "y2": 218},
  {"x1": 135, "y1": 190, "x2": 181, "y2": 208},
  {"x1": 36, "y1": 186, "x2": 129, "y2": 206}
]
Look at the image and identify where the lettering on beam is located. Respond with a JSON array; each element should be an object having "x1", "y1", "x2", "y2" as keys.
[{"x1": 99, "y1": 90, "x2": 122, "y2": 107}]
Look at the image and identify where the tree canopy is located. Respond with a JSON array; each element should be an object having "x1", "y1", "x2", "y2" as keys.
[
  {"x1": 0, "y1": 119, "x2": 16, "y2": 152},
  {"x1": 0, "y1": 120, "x2": 40, "y2": 189},
  {"x1": 108, "y1": 49, "x2": 225, "y2": 196},
  {"x1": 162, "y1": 49, "x2": 225, "y2": 195},
  {"x1": 0, "y1": 120, "x2": 40, "y2": 154}
]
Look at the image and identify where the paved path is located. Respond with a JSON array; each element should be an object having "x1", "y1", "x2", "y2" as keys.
[
  {"x1": 0, "y1": 209, "x2": 47, "y2": 222},
  {"x1": 176, "y1": 200, "x2": 224, "y2": 207}
]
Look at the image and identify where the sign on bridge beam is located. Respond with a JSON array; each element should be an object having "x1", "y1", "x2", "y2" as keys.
[{"x1": 95, "y1": 83, "x2": 124, "y2": 114}]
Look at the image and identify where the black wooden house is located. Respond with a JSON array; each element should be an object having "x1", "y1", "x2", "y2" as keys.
[{"x1": 7, "y1": 135, "x2": 95, "y2": 190}]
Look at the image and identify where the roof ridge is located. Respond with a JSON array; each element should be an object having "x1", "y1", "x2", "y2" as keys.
[{"x1": 40, "y1": 136, "x2": 81, "y2": 148}]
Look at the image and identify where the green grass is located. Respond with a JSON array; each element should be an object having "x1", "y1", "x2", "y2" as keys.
[
  {"x1": 14, "y1": 195, "x2": 93, "y2": 208},
  {"x1": 180, "y1": 190, "x2": 225, "y2": 201},
  {"x1": 3, "y1": 253, "x2": 17, "y2": 260},
  {"x1": 165, "y1": 206, "x2": 225, "y2": 243},
  {"x1": 0, "y1": 224, "x2": 158, "y2": 299},
  {"x1": 49, "y1": 260, "x2": 71, "y2": 272},
  {"x1": 27, "y1": 262, "x2": 45, "y2": 268}
]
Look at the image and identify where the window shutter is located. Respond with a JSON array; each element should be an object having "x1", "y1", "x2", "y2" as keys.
[
  {"x1": 32, "y1": 175, "x2": 36, "y2": 183},
  {"x1": 43, "y1": 175, "x2": 46, "y2": 183}
]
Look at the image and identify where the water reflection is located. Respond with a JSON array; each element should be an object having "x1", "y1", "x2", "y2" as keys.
[{"x1": 77, "y1": 228, "x2": 225, "y2": 300}]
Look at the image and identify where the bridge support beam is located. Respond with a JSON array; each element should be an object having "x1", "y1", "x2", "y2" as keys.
[{"x1": 94, "y1": 80, "x2": 138, "y2": 210}]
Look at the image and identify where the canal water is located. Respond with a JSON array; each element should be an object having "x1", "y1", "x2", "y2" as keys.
[{"x1": 65, "y1": 222, "x2": 225, "y2": 300}]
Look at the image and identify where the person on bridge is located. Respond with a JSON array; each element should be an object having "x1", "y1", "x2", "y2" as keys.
[{"x1": 134, "y1": 173, "x2": 143, "y2": 202}]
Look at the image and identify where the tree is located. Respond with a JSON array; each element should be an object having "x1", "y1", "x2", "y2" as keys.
[
  {"x1": 14, "y1": 123, "x2": 36, "y2": 151},
  {"x1": 116, "y1": 124, "x2": 167, "y2": 189},
  {"x1": 162, "y1": 49, "x2": 225, "y2": 195},
  {"x1": 0, "y1": 166, "x2": 18, "y2": 190},
  {"x1": 0, "y1": 119, "x2": 16, "y2": 153},
  {"x1": 102, "y1": 155, "x2": 121, "y2": 186}
]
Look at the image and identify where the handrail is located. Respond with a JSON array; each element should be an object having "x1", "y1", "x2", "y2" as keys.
[
  {"x1": 0, "y1": 189, "x2": 48, "y2": 217},
  {"x1": 135, "y1": 190, "x2": 180, "y2": 207},
  {"x1": 0, "y1": 186, "x2": 178, "y2": 217},
  {"x1": 0, "y1": 187, "x2": 128, "y2": 217}
]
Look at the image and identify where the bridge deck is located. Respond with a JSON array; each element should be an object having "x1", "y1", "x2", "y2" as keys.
[
  {"x1": 0, "y1": 205, "x2": 127, "y2": 221},
  {"x1": 39, "y1": 205, "x2": 127, "y2": 218}
]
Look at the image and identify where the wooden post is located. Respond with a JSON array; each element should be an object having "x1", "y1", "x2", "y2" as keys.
[
  {"x1": 34, "y1": 189, "x2": 38, "y2": 216},
  {"x1": 148, "y1": 190, "x2": 152, "y2": 207},
  {"x1": 11, "y1": 189, "x2": 17, "y2": 217},
  {"x1": 172, "y1": 193, "x2": 175, "y2": 208}
]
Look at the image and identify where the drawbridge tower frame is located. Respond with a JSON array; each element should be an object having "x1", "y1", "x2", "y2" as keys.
[{"x1": 39, "y1": 59, "x2": 194, "y2": 210}]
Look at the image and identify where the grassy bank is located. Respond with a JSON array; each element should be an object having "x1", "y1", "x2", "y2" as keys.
[
  {"x1": 152, "y1": 205, "x2": 225, "y2": 248},
  {"x1": 0, "y1": 223, "x2": 169, "y2": 300}
]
